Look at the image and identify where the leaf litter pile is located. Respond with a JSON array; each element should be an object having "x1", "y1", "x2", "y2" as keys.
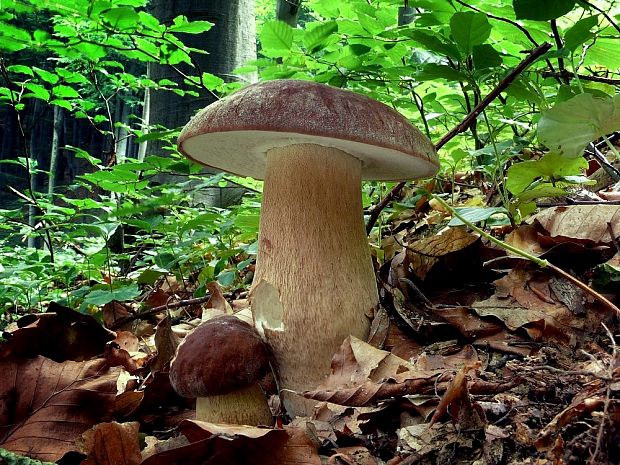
[{"x1": 1, "y1": 204, "x2": 619, "y2": 465}]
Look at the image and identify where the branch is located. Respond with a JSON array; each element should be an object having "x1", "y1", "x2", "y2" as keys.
[
  {"x1": 109, "y1": 294, "x2": 213, "y2": 329},
  {"x1": 365, "y1": 43, "x2": 553, "y2": 234},
  {"x1": 579, "y1": 0, "x2": 620, "y2": 35},
  {"x1": 542, "y1": 70, "x2": 620, "y2": 85}
]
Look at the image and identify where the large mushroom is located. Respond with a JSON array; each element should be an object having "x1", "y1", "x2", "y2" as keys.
[{"x1": 178, "y1": 79, "x2": 438, "y2": 416}]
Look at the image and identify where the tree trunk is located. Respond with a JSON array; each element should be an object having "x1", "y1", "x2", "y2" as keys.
[
  {"x1": 144, "y1": 0, "x2": 256, "y2": 206},
  {"x1": 48, "y1": 106, "x2": 64, "y2": 196},
  {"x1": 114, "y1": 94, "x2": 130, "y2": 163},
  {"x1": 276, "y1": 0, "x2": 302, "y2": 26}
]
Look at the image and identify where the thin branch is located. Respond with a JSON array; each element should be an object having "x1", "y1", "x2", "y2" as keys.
[
  {"x1": 542, "y1": 70, "x2": 620, "y2": 85},
  {"x1": 109, "y1": 294, "x2": 213, "y2": 329},
  {"x1": 579, "y1": 0, "x2": 620, "y2": 35},
  {"x1": 452, "y1": 0, "x2": 559, "y2": 76},
  {"x1": 550, "y1": 20, "x2": 569, "y2": 83},
  {"x1": 366, "y1": 43, "x2": 552, "y2": 234}
]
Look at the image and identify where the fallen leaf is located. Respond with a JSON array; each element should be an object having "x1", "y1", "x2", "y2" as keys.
[
  {"x1": 327, "y1": 336, "x2": 413, "y2": 389},
  {"x1": 0, "y1": 357, "x2": 120, "y2": 462},
  {"x1": 0, "y1": 303, "x2": 115, "y2": 361},
  {"x1": 204, "y1": 281, "x2": 233, "y2": 318},
  {"x1": 151, "y1": 316, "x2": 180, "y2": 372},
  {"x1": 77, "y1": 422, "x2": 141, "y2": 465},
  {"x1": 404, "y1": 227, "x2": 479, "y2": 281},
  {"x1": 141, "y1": 421, "x2": 321, "y2": 465},
  {"x1": 532, "y1": 205, "x2": 620, "y2": 244},
  {"x1": 428, "y1": 362, "x2": 481, "y2": 427}
]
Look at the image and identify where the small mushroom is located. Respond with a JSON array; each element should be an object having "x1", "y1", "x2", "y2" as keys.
[
  {"x1": 178, "y1": 79, "x2": 438, "y2": 416},
  {"x1": 169, "y1": 315, "x2": 273, "y2": 425}
]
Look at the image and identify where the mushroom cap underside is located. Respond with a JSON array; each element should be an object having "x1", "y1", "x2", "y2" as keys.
[{"x1": 178, "y1": 79, "x2": 439, "y2": 181}]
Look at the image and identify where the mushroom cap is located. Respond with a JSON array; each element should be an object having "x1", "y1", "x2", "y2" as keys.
[
  {"x1": 169, "y1": 315, "x2": 271, "y2": 398},
  {"x1": 178, "y1": 79, "x2": 439, "y2": 181}
]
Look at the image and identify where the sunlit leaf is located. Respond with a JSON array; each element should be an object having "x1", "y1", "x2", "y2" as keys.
[
  {"x1": 260, "y1": 21, "x2": 293, "y2": 58},
  {"x1": 537, "y1": 93, "x2": 620, "y2": 158},
  {"x1": 449, "y1": 12, "x2": 491, "y2": 55}
]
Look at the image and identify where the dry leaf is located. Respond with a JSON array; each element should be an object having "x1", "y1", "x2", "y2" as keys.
[
  {"x1": 0, "y1": 357, "x2": 120, "y2": 462},
  {"x1": 532, "y1": 205, "x2": 620, "y2": 244},
  {"x1": 142, "y1": 421, "x2": 321, "y2": 465},
  {"x1": 77, "y1": 422, "x2": 141, "y2": 465},
  {"x1": 0, "y1": 303, "x2": 115, "y2": 361},
  {"x1": 406, "y1": 227, "x2": 479, "y2": 281},
  {"x1": 151, "y1": 316, "x2": 180, "y2": 371}
]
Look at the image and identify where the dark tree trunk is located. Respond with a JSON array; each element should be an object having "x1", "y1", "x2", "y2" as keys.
[
  {"x1": 145, "y1": 0, "x2": 256, "y2": 151},
  {"x1": 143, "y1": 0, "x2": 256, "y2": 207},
  {"x1": 276, "y1": 0, "x2": 302, "y2": 26},
  {"x1": 48, "y1": 106, "x2": 64, "y2": 196}
]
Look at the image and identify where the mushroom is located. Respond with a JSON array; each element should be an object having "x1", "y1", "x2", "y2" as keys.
[
  {"x1": 169, "y1": 315, "x2": 273, "y2": 425},
  {"x1": 178, "y1": 79, "x2": 438, "y2": 416}
]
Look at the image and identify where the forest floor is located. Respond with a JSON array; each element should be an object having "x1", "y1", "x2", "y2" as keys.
[{"x1": 0, "y1": 197, "x2": 619, "y2": 465}]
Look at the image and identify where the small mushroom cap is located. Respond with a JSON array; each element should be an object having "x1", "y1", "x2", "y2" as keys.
[
  {"x1": 169, "y1": 315, "x2": 271, "y2": 398},
  {"x1": 178, "y1": 79, "x2": 438, "y2": 181}
]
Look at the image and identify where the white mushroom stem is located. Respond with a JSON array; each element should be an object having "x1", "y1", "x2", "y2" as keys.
[
  {"x1": 196, "y1": 383, "x2": 273, "y2": 425},
  {"x1": 251, "y1": 143, "x2": 378, "y2": 416}
]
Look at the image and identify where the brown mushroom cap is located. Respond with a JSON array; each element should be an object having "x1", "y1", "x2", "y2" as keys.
[
  {"x1": 169, "y1": 315, "x2": 271, "y2": 398},
  {"x1": 178, "y1": 79, "x2": 439, "y2": 181}
]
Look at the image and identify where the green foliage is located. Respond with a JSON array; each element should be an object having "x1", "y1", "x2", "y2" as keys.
[
  {"x1": 537, "y1": 93, "x2": 620, "y2": 158},
  {"x1": 0, "y1": 0, "x2": 618, "y2": 322},
  {"x1": 0, "y1": 448, "x2": 55, "y2": 465}
]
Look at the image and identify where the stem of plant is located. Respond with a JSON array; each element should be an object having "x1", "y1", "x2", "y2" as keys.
[
  {"x1": 603, "y1": 135, "x2": 620, "y2": 160},
  {"x1": 431, "y1": 194, "x2": 620, "y2": 317}
]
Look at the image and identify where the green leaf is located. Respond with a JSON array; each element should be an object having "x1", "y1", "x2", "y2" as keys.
[
  {"x1": 506, "y1": 151, "x2": 587, "y2": 194},
  {"x1": 401, "y1": 29, "x2": 460, "y2": 60},
  {"x1": 303, "y1": 21, "x2": 339, "y2": 53},
  {"x1": 564, "y1": 15, "x2": 598, "y2": 52},
  {"x1": 537, "y1": 93, "x2": 620, "y2": 158},
  {"x1": 260, "y1": 21, "x2": 294, "y2": 58},
  {"x1": 52, "y1": 85, "x2": 79, "y2": 98},
  {"x1": 415, "y1": 63, "x2": 466, "y2": 82},
  {"x1": 450, "y1": 11, "x2": 491, "y2": 55},
  {"x1": 448, "y1": 207, "x2": 508, "y2": 226},
  {"x1": 74, "y1": 42, "x2": 107, "y2": 61},
  {"x1": 201, "y1": 72, "x2": 224, "y2": 90},
  {"x1": 50, "y1": 99, "x2": 72, "y2": 110},
  {"x1": 217, "y1": 270, "x2": 236, "y2": 286},
  {"x1": 513, "y1": 0, "x2": 575, "y2": 21},
  {"x1": 0, "y1": 24, "x2": 31, "y2": 51},
  {"x1": 168, "y1": 16, "x2": 213, "y2": 34},
  {"x1": 472, "y1": 44, "x2": 502, "y2": 69},
  {"x1": 83, "y1": 283, "x2": 140, "y2": 306},
  {"x1": 102, "y1": 7, "x2": 139, "y2": 31},
  {"x1": 7, "y1": 65, "x2": 33, "y2": 76},
  {"x1": 56, "y1": 68, "x2": 89, "y2": 84},
  {"x1": 33, "y1": 67, "x2": 59, "y2": 84},
  {"x1": 24, "y1": 82, "x2": 50, "y2": 101}
]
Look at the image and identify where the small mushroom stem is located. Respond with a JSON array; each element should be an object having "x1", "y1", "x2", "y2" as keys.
[
  {"x1": 196, "y1": 383, "x2": 273, "y2": 425},
  {"x1": 251, "y1": 143, "x2": 378, "y2": 416}
]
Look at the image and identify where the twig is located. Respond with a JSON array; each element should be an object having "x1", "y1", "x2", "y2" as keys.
[
  {"x1": 579, "y1": 0, "x2": 620, "y2": 35},
  {"x1": 549, "y1": 20, "x2": 568, "y2": 83},
  {"x1": 542, "y1": 70, "x2": 620, "y2": 85},
  {"x1": 432, "y1": 194, "x2": 620, "y2": 318},
  {"x1": 109, "y1": 294, "x2": 212, "y2": 329},
  {"x1": 589, "y1": 323, "x2": 617, "y2": 465},
  {"x1": 365, "y1": 43, "x2": 552, "y2": 233},
  {"x1": 435, "y1": 43, "x2": 551, "y2": 149},
  {"x1": 452, "y1": 0, "x2": 558, "y2": 76},
  {"x1": 520, "y1": 365, "x2": 612, "y2": 382}
]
